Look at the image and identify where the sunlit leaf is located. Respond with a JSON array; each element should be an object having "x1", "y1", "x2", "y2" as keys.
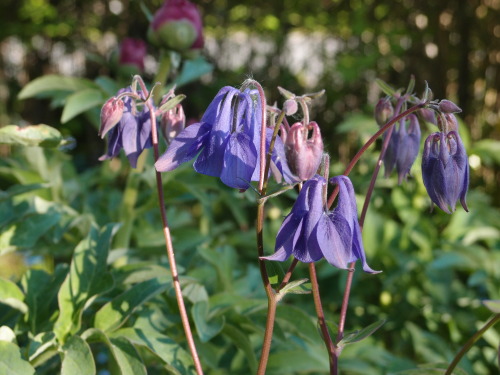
[
  {"x1": 338, "y1": 319, "x2": 386, "y2": 347},
  {"x1": 61, "y1": 335, "x2": 95, "y2": 375},
  {"x1": 94, "y1": 276, "x2": 170, "y2": 333},
  {"x1": 0, "y1": 277, "x2": 27, "y2": 314},
  {"x1": 483, "y1": 300, "x2": 500, "y2": 313},
  {"x1": 53, "y1": 225, "x2": 116, "y2": 343},
  {"x1": 61, "y1": 88, "x2": 104, "y2": 123},
  {"x1": 18, "y1": 75, "x2": 97, "y2": 100},
  {"x1": 0, "y1": 124, "x2": 63, "y2": 148},
  {"x1": 0, "y1": 341, "x2": 35, "y2": 375}
]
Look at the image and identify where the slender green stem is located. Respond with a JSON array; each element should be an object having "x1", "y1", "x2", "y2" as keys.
[{"x1": 445, "y1": 314, "x2": 500, "y2": 375}]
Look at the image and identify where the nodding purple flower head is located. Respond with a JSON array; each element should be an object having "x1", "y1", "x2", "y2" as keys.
[
  {"x1": 99, "y1": 87, "x2": 152, "y2": 168},
  {"x1": 422, "y1": 131, "x2": 469, "y2": 213},
  {"x1": 155, "y1": 85, "x2": 295, "y2": 190},
  {"x1": 283, "y1": 121, "x2": 324, "y2": 181},
  {"x1": 262, "y1": 175, "x2": 379, "y2": 273},
  {"x1": 383, "y1": 114, "x2": 421, "y2": 184}
]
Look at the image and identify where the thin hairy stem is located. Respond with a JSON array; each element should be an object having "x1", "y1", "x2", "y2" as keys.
[
  {"x1": 445, "y1": 314, "x2": 500, "y2": 375},
  {"x1": 277, "y1": 258, "x2": 299, "y2": 291},
  {"x1": 327, "y1": 102, "x2": 425, "y2": 207},
  {"x1": 309, "y1": 263, "x2": 337, "y2": 374}
]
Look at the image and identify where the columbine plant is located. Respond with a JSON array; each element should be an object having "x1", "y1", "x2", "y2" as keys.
[{"x1": 98, "y1": 75, "x2": 473, "y2": 375}]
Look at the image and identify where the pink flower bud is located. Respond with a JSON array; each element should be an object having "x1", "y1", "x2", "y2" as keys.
[
  {"x1": 160, "y1": 104, "x2": 186, "y2": 143},
  {"x1": 118, "y1": 38, "x2": 147, "y2": 72},
  {"x1": 374, "y1": 98, "x2": 394, "y2": 126},
  {"x1": 149, "y1": 0, "x2": 204, "y2": 51},
  {"x1": 285, "y1": 122, "x2": 324, "y2": 181},
  {"x1": 283, "y1": 99, "x2": 298, "y2": 116},
  {"x1": 99, "y1": 97, "x2": 124, "y2": 138}
]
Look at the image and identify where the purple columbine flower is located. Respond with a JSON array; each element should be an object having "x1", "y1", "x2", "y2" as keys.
[
  {"x1": 154, "y1": 86, "x2": 295, "y2": 189},
  {"x1": 99, "y1": 88, "x2": 152, "y2": 168},
  {"x1": 383, "y1": 114, "x2": 421, "y2": 184},
  {"x1": 262, "y1": 175, "x2": 379, "y2": 273},
  {"x1": 422, "y1": 131, "x2": 469, "y2": 213}
]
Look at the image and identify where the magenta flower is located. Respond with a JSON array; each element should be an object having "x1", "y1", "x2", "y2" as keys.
[
  {"x1": 283, "y1": 121, "x2": 324, "y2": 181},
  {"x1": 262, "y1": 175, "x2": 379, "y2": 273},
  {"x1": 99, "y1": 88, "x2": 152, "y2": 168},
  {"x1": 155, "y1": 86, "x2": 295, "y2": 189},
  {"x1": 422, "y1": 131, "x2": 469, "y2": 213},
  {"x1": 149, "y1": 0, "x2": 204, "y2": 51},
  {"x1": 118, "y1": 38, "x2": 147, "y2": 72}
]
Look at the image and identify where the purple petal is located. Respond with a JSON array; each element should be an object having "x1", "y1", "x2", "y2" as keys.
[
  {"x1": 313, "y1": 213, "x2": 352, "y2": 269},
  {"x1": 155, "y1": 122, "x2": 211, "y2": 172},
  {"x1": 220, "y1": 132, "x2": 257, "y2": 189}
]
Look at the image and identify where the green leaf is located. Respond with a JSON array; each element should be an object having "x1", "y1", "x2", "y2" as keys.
[
  {"x1": 221, "y1": 324, "x2": 258, "y2": 373},
  {"x1": 192, "y1": 300, "x2": 225, "y2": 342},
  {"x1": 267, "y1": 349, "x2": 329, "y2": 374},
  {"x1": 18, "y1": 75, "x2": 97, "y2": 100},
  {"x1": 174, "y1": 57, "x2": 213, "y2": 87},
  {"x1": 0, "y1": 341, "x2": 35, "y2": 375},
  {"x1": 0, "y1": 124, "x2": 63, "y2": 148},
  {"x1": 109, "y1": 337, "x2": 147, "y2": 375},
  {"x1": 277, "y1": 278, "x2": 311, "y2": 299},
  {"x1": 111, "y1": 327, "x2": 196, "y2": 375},
  {"x1": 22, "y1": 267, "x2": 68, "y2": 334},
  {"x1": 265, "y1": 261, "x2": 285, "y2": 286},
  {"x1": 54, "y1": 225, "x2": 116, "y2": 343},
  {"x1": 375, "y1": 78, "x2": 397, "y2": 96},
  {"x1": 483, "y1": 300, "x2": 500, "y2": 313},
  {"x1": 0, "y1": 277, "x2": 27, "y2": 314},
  {"x1": 94, "y1": 276, "x2": 170, "y2": 333},
  {"x1": 61, "y1": 89, "x2": 104, "y2": 123},
  {"x1": 82, "y1": 329, "x2": 146, "y2": 375},
  {"x1": 28, "y1": 332, "x2": 58, "y2": 367},
  {"x1": 338, "y1": 319, "x2": 386, "y2": 347},
  {"x1": 0, "y1": 326, "x2": 16, "y2": 344},
  {"x1": 158, "y1": 94, "x2": 186, "y2": 113},
  {"x1": 61, "y1": 335, "x2": 95, "y2": 375}
]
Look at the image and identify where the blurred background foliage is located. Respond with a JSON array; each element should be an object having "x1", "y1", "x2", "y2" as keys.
[{"x1": 0, "y1": 0, "x2": 499, "y2": 374}]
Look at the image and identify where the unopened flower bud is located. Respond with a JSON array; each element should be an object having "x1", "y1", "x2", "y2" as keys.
[
  {"x1": 118, "y1": 38, "x2": 147, "y2": 72},
  {"x1": 418, "y1": 108, "x2": 436, "y2": 125},
  {"x1": 438, "y1": 99, "x2": 462, "y2": 114},
  {"x1": 160, "y1": 104, "x2": 186, "y2": 143},
  {"x1": 437, "y1": 113, "x2": 459, "y2": 133},
  {"x1": 285, "y1": 122, "x2": 324, "y2": 181},
  {"x1": 375, "y1": 98, "x2": 394, "y2": 126},
  {"x1": 149, "y1": 0, "x2": 204, "y2": 52},
  {"x1": 99, "y1": 97, "x2": 124, "y2": 138},
  {"x1": 283, "y1": 99, "x2": 298, "y2": 116}
]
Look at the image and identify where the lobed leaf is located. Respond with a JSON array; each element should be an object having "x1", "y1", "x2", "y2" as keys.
[
  {"x1": 0, "y1": 341, "x2": 35, "y2": 375},
  {"x1": 0, "y1": 124, "x2": 63, "y2": 148},
  {"x1": 61, "y1": 335, "x2": 96, "y2": 375},
  {"x1": 0, "y1": 277, "x2": 27, "y2": 314}
]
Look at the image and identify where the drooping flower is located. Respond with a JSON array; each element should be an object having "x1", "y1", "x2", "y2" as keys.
[
  {"x1": 383, "y1": 114, "x2": 421, "y2": 183},
  {"x1": 262, "y1": 175, "x2": 379, "y2": 273},
  {"x1": 99, "y1": 88, "x2": 152, "y2": 168},
  {"x1": 154, "y1": 86, "x2": 295, "y2": 189},
  {"x1": 375, "y1": 97, "x2": 394, "y2": 126},
  {"x1": 283, "y1": 121, "x2": 324, "y2": 181},
  {"x1": 422, "y1": 131, "x2": 469, "y2": 213},
  {"x1": 148, "y1": 0, "x2": 204, "y2": 52},
  {"x1": 118, "y1": 38, "x2": 147, "y2": 72}
]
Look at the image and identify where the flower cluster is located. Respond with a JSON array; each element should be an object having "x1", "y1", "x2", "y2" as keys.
[
  {"x1": 262, "y1": 175, "x2": 379, "y2": 273},
  {"x1": 154, "y1": 85, "x2": 295, "y2": 190},
  {"x1": 99, "y1": 87, "x2": 152, "y2": 168}
]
